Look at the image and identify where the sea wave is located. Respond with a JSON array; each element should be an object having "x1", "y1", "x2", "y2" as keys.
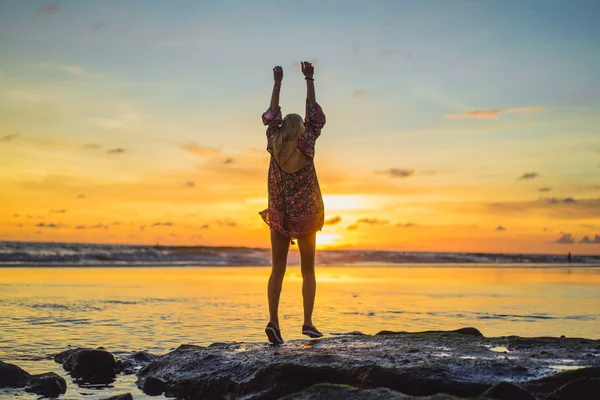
[{"x1": 1, "y1": 241, "x2": 599, "y2": 266}]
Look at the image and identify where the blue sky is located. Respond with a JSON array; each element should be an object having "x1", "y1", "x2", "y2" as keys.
[{"x1": 0, "y1": 0, "x2": 599, "y2": 252}]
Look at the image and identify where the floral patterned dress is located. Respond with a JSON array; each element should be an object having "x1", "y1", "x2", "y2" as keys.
[{"x1": 259, "y1": 100, "x2": 326, "y2": 241}]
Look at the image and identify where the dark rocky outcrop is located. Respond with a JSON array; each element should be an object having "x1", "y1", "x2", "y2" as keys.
[
  {"x1": 551, "y1": 377, "x2": 600, "y2": 400},
  {"x1": 376, "y1": 327, "x2": 483, "y2": 337},
  {"x1": 54, "y1": 347, "x2": 117, "y2": 384},
  {"x1": 279, "y1": 383, "x2": 452, "y2": 399},
  {"x1": 0, "y1": 361, "x2": 66, "y2": 397},
  {"x1": 116, "y1": 350, "x2": 159, "y2": 375},
  {"x1": 100, "y1": 393, "x2": 134, "y2": 400},
  {"x1": 139, "y1": 376, "x2": 167, "y2": 396},
  {"x1": 479, "y1": 381, "x2": 535, "y2": 400},
  {"x1": 135, "y1": 328, "x2": 600, "y2": 399},
  {"x1": 0, "y1": 360, "x2": 31, "y2": 388},
  {"x1": 24, "y1": 372, "x2": 67, "y2": 397}
]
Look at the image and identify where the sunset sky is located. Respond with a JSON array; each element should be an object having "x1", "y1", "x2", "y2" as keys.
[{"x1": 1, "y1": 0, "x2": 599, "y2": 254}]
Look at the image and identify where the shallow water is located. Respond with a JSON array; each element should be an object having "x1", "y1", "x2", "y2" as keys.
[{"x1": 1, "y1": 265, "x2": 599, "y2": 398}]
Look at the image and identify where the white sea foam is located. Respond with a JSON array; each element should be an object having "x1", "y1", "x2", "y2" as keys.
[{"x1": 0, "y1": 241, "x2": 599, "y2": 266}]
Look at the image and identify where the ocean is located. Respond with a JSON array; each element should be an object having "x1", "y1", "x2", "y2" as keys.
[{"x1": 1, "y1": 241, "x2": 599, "y2": 398}]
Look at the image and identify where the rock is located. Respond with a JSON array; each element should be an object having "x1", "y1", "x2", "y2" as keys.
[
  {"x1": 133, "y1": 351, "x2": 157, "y2": 363},
  {"x1": 1, "y1": 361, "x2": 67, "y2": 397},
  {"x1": 279, "y1": 383, "x2": 416, "y2": 399},
  {"x1": 135, "y1": 329, "x2": 600, "y2": 400},
  {"x1": 453, "y1": 327, "x2": 483, "y2": 337},
  {"x1": 479, "y1": 381, "x2": 535, "y2": 400},
  {"x1": 101, "y1": 393, "x2": 134, "y2": 400},
  {"x1": 280, "y1": 383, "x2": 466, "y2": 399},
  {"x1": 139, "y1": 376, "x2": 166, "y2": 396},
  {"x1": 0, "y1": 360, "x2": 31, "y2": 388},
  {"x1": 55, "y1": 348, "x2": 117, "y2": 383},
  {"x1": 115, "y1": 350, "x2": 159, "y2": 375},
  {"x1": 332, "y1": 331, "x2": 367, "y2": 336},
  {"x1": 25, "y1": 372, "x2": 67, "y2": 397},
  {"x1": 375, "y1": 327, "x2": 483, "y2": 337},
  {"x1": 136, "y1": 337, "x2": 490, "y2": 399},
  {"x1": 524, "y1": 366, "x2": 600, "y2": 396},
  {"x1": 115, "y1": 358, "x2": 136, "y2": 375},
  {"x1": 552, "y1": 377, "x2": 600, "y2": 400}
]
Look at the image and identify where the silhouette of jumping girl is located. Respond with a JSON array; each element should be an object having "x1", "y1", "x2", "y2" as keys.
[{"x1": 260, "y1": 62, "x2": 326, "y2": 344}]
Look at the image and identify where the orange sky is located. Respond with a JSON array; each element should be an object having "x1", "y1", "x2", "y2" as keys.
[{"x1": 1, "y1": 1, "x2": 599, "y2": 254}]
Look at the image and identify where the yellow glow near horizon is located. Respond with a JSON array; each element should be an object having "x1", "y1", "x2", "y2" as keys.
[
  {"x1": 322, "y1": 195, "x2": 375, "y2": 211},
  {"x1": 316, "y1": 233, "x2": 340, "y2": 249}
]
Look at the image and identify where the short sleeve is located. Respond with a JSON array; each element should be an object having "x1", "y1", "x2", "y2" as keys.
[
  {"x1": 298, "y1": 101, "x2": 326, "y2": 158},
  {"x1": 262, "y1": 106, "x2": 282, "y2": 153}
]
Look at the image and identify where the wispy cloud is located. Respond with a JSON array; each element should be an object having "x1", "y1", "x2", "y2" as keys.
[
  {"x1": 91, "y1": 224, "x2": 109, "y2": 229},
  {"x1": 35, "y1": 222, "x2": 65, "y2": 228},
  {"x1": 538, "y1": 187, "x2": 552, "y2": 192},
  {"x1": 580, "y1": 234, "x2": 600, "y2": 244},
  {"x1": 76, "y1": 224, "x2": 109, "y2": 230},
  {"x1": 495, "y1": 225, "x2": 507, "y2": 231},
  {"x1": 544, "y1": 197, "x2": 577, "y2": 204},
  {"x1": 215, "y1": 218, "x2": 237, "y2": 227},
  {"x1": 151, "y1": 222, "x2": 174, "y2": 227},
  {"x1": 180, "y1": 142, "x2": 220, "y2": 157},
  {"x1": 0, "y1": 133, "x2": 20, "y2": 142},
  {"x1": 50, "y1": 209, "x2": 66, "y2": 213},
  {"x1": 184, "y1": 181, "x2": 195, "y2": 187},
  {"x1": 36, "y1": 2, "x2": 60, "y2": 14},
  {"x1": 438, "y1": 197, "x2": 600, "y2": 223},
  {"x1": 397, "y1": 222, "x2": 416, "y2": 227},
  {"x1": 324, "y1": 216, "x2": 342, "y2": 225},
  {"x1": 56, "y1": 65, "x2": 104, "y2": 79},
  {"x1": 555, "y1": 233, "x2": 574, "y2": 244},
  {"x1": 357, "y1": 218, "x2": 388, "y2": 225},
  {"x1": 446, "y1": 106, "x2": 542, "y2": 120},
  {"x1": 377, "y1": 168, "x2": 415, "y2": 178},
  {"x1": 518, "y1": 172, "x2": 538, "y2": 180},
  {"x1": 223, "y1": 158, "x2": 234, "y2": 164},
  {"x1": 348, "y1": 218, "x2": 388, "y2": 230},
  {"x1": 83, "y1": 143, "x2": 101, "y2": 149},
  {"x1": 107, "y1": 148, "x2": 126, "y2": 154},
  {"x1": 352, "y1": 89, "x2": 368, "y2": 97}
]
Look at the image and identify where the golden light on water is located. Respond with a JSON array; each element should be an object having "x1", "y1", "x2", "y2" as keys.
[{"x1": 1, "y1": 266, "x2": 599, "y2": 352}]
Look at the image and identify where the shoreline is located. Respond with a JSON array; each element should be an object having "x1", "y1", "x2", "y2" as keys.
[{"x1": 2, "y1": 262, "x2": 600, "y2": 268}]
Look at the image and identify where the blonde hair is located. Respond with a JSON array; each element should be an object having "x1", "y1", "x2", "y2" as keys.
[{"x1": 274, "y1": 113, "x2": 303, "y2": 158}]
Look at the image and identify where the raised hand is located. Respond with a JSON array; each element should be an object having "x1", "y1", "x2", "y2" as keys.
[
  {"x1": 301, "y1": 61, "x2": 314, "y2": 79},
  {"x1": 273, "y1": 66, "x2": 283, "y2": 84}
]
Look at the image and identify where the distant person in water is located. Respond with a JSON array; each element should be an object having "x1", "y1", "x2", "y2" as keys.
[{"x1": 259, "y1": 62, "x2": 326, "y2": 344}]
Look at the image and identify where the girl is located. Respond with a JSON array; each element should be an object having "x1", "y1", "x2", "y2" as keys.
[{"x1": 260, "y1": 62, "x2": 326, "y2": 344}]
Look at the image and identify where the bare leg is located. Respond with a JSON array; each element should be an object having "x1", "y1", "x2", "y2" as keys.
[
  {"x1": 268, "y1": 229, "x2": 290, "y2": 329},
  {"x1": 297, "y1": 231, "x2": 317, "y2": 326}
]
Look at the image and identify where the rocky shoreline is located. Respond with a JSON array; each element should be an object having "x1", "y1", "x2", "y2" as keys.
[{"x1": 1, "y1": 328, "x2": 599, "y2": 399}]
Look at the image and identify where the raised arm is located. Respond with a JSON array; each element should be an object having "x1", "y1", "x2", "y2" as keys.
[
  {"x1": 301, "y1": 61, "x2": 316, "y2": 104},
  {"x1": 270, "y1": 65, "x2": 283, "y2": 111}
]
